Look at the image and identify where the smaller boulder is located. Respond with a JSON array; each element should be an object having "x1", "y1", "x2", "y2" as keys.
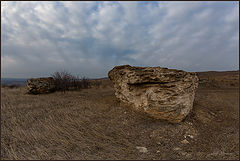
[{"x1": 26, "y1": 77, "x2": 56, "y2": 94}]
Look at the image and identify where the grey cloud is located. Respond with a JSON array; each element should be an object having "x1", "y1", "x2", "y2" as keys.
[{"x1": 1, "y1": 1, "x2": 239, "y2": 78}]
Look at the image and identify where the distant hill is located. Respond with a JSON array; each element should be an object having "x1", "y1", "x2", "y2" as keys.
[{"x1": 1, "y1": 78, "x2": 28, "y2": 86}]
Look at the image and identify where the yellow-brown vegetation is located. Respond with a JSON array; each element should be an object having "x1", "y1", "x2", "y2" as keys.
[{"x1": 1, "y1": 71, "x2": 239, "y2": 159}]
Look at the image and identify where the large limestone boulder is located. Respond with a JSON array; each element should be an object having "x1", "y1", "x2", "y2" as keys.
[
  {"x1": 108, "y1": 65, "x2": 199, "y2": 123},
  {"x1": 27, "y1": 77, "x2": 56, "y2": 94}
]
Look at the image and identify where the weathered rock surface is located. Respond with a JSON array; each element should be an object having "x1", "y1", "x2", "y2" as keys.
[
  {"x1": 108, "y1": 65, "x2": 199, "y2": 123},
  {"x1": 27, "y1": 77, "x2": 56, "y2": 94}
]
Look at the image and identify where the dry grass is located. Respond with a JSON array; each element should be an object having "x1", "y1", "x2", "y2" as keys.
[{"x1": 1, "y1": 72, "x2": 239, "y2": 160}]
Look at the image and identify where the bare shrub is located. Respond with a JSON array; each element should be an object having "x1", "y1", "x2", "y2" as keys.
[
  {"x1": 71, "y1": 75, "x2": 80, "y2": 90},
  {"x1": 51, "y1": 70, "x2": 90, "y2": 92},
  {"x1": 81, "y1": 76, "x2": 90, "y2": 89},
  {"x1": 71, "y1": 76, "x2": 90, "y2": 89},
  {"x1": 51, "y1": 70, "x2": 75, "y2": 93},
  {"x1": 90, "y1": 80, "x2": 101, "y2": 88}
]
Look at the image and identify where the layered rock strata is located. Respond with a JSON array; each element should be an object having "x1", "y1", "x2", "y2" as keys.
[{"x1": 108, "y1": 65, "x2": 198, "y2": 123}]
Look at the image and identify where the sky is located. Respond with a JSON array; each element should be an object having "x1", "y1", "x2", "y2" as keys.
[{"x1": 1, "y1": 1, "x2": 239, "y2": 78}]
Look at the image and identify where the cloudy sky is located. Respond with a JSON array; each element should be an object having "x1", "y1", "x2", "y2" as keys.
[{"x1": 1, "y1": 1, "x2": 239, "y2": 78}]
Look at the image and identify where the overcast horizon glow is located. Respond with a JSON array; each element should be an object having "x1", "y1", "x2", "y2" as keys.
[{"x1": 1, "y1": 1, "x2": 239, "y2": 78}]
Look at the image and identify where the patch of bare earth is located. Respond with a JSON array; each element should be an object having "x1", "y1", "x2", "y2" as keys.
[{"x1": 1, "y1": 71, "x2": 239, "y2": 159}]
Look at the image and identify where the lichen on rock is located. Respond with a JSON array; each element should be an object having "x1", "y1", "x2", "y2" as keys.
[{"x1": 108, "y1": 65, "x2": 199, "y2": 123}]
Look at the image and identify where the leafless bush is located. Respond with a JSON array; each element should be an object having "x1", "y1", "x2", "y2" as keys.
[
  {"x1": 51, "y1": 71, "x2": 75, "y2": 93},
  {"x1": 51, "y1": 70, "x2": 90, "y2": 93},
  {"x1": 81, "y1": 76, "x2": 90, "y2": 89},
  {"x1": 90, "y1": 80, "x2": 101, "y2": 88},
  {"x1": 71, "y1": 75, "x2": 80, "y2": 90}
]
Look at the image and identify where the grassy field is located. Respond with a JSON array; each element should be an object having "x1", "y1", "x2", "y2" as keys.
[{"x1": 1, "y1": 71, "x2": 239, "y2": 160}]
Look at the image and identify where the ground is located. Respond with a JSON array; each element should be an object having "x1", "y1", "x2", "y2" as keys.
[{"x1": 1, "y1": 71, "x2": 239, "y2": 160}]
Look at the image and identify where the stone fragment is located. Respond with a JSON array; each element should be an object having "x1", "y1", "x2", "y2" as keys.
[
  {"x1": 108, "y1": 65, "x2": 199, "y2": 123},
  {"x1": 136, "y1": 146, "x2": 148, "y2": 153},
  {"x1": 187, "y1": 134, "x2": 194, "y2": 139},
  {"x1": 26, "y1": 77, "x2": 56, "y2": 94},
  {"x1": 181, "y1": 139, "x2": 189, "y2": 144},
  {"x1": 173, "y1": 147, "x2": 181, "y2": 151}
]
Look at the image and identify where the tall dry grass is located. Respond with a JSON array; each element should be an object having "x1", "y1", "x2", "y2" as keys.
[
  {"x1": 1, "y1": 86, "x2": 152, "y2": 159},
  {"x1": 1, "y1": 72, "x2": 239, "y2": 160}
]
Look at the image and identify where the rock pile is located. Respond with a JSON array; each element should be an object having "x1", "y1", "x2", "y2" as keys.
[
  {"x1": 108, "y1": 65, "x2": 199, "y2": 123},
  {"x1": 26, "y1": 77, "x2": 56, "y2": 94}
]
